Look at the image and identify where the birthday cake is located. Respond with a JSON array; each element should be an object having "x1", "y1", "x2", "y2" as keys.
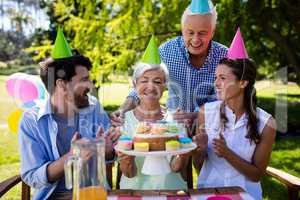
[
  {"x1": 133, "y1": 122, "x2": 182, "y2": 151},
  {"x1": 117, "y1": 122, "x2": 193, "y2": 152}
]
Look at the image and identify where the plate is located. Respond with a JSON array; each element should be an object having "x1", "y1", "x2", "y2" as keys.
[{"x1": 114, "y1": 142, "x2": 197, "y2": 157}]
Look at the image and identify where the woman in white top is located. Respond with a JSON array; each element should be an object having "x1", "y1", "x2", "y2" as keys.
[
  {"x1": 192, "y1": 58, "x2": 276, "y2": 199},
  {"x1": 117, "y1": 62, "x2": 187, "y2": 190}
]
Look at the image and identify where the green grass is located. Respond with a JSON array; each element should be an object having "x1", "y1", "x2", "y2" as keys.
[
  {"x1": 256, "y1": 81, "x2": 300, "y2": 132},
  {"x1": 0, "y1": 76, "x2": 299, "y2": 199},
  {"x1": 0, "y1": 129, "x2": 19, "y2": 165},
  {"x1": 270, "y1": 138, "x2": 300, "y2": 177}
]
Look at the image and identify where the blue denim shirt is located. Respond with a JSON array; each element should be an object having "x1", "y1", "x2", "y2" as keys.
[{"x1": 18, "y1": 95, "x2": 110, "y2": 200}]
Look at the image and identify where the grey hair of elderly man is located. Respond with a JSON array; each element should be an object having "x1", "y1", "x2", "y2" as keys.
[
  {"x1": 132, "y1": 62, "x2": 169, "y2": 86},
  {"x1": 181, "y1": 0, "x2": 217, "y2": 29}
]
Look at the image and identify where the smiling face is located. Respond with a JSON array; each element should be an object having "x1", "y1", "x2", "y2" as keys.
[
  {"x1": 66, "y1": 65, "x2": 93, "y2": 108},
  {"x1": 182, "y1": 14, "x2": 214, "y2": 56},
  {"x1": 135, "y1": 69, "x2": 166, "y2": 105},
  {"x1": 214, "y1": 64, "x2": 245, "y2": 101}
]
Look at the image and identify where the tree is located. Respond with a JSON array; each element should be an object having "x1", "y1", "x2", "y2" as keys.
[
  {"x1": 32, "y1": 0, "x2": 300, "y2": 84},
  {"x1": 215, "y1": 0, "x2": 300, "y2": 82},
  {"x1": 0, "y1": 0, "x2": 43, "y2": 63},
  {"x1": 32, "y1": 0, "x2": 188, "y2": 85},
  {"x1": 0, "y1": 30, "x2": 21, "y2": 60},
  {"x1": 7, "y1": 7, "x2": 33, "y2": 36}
]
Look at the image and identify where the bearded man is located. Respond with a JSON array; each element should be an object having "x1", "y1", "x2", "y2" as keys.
[{"x1": 18, "y1": 30, "x2": 118, "y2": 200}]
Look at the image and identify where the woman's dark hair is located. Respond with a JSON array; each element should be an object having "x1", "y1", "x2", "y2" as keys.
[
  {"x1": 40, "y1": 54, "x2": 92, "y2": 94},
  {"x1": 219, "y1": 58, "x2": 260, "y2": 144}
]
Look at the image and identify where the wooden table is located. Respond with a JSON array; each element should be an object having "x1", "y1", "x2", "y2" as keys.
[{"x1": 50, "y1": 186, "x2": 255, "y2": 200}]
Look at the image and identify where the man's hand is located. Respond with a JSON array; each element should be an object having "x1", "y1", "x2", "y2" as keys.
[
  {"x1": 47, "y1": 132, "x2": 82, "y2": 183},
  {"x1": 72, "y1": 131, "x2": 81, "y2": 142},
  {"x1": 68, "y1": 131, "x2": 81, "y2": 155},
  {"x1": 110, "y1": 96, "x2": 139, "y2": 126},
  {"x1": 103, "y1": 127, "x2": 121, "y2": 160},
  {"x1": 212, "y1": 133, "x2": 230, "y2": 158},
  {"x1": 110, "y1": 109, "x2": 124, "y2": 127},
  {"x1": 70, "y1": 132, "x2": 95, "y2": 162},
  {"x1": 173, "y1": 109, "x2": 198, "y2": 128}
]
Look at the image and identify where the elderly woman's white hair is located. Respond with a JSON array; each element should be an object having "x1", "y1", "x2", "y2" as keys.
[
  {"x1": 132, "y1": 62, "x2": 169, "y2": 85},
  {"x1": 181, "y1": 0, "x2": 217, "y2": 29}
]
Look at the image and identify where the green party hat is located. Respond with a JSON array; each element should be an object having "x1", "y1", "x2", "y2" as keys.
[
  {"x1": 51, "y1": 28, "x2": 73, "y2": 59},
  {"x1": 141, "y1": 35, "x2": 161, "y2": 64}
]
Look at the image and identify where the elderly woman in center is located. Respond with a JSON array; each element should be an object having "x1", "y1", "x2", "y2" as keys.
[{"x1": 116, "y1": 37, "x2": 188, "y2": 190}]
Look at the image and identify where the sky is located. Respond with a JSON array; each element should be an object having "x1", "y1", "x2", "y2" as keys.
[{"x1": 1, "y1": 0, "x2": 49, "y2": 35}]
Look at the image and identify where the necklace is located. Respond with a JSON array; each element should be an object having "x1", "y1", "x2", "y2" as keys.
[{"x1": 134, "y1": 106, "x2": 165, "y2": 122}]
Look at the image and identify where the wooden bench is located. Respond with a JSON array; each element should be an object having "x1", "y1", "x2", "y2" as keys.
[
  {"x1": 266, "y1": 166, "x2": 300, "y2": 200},
  {"x1": 0, "y1": 175, "x2": 30, "y2": 200},
  {"x1": 1, "y1": 165, "x2": 300, "y2": 199}
]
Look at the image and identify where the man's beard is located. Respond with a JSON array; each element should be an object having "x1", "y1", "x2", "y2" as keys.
[{"x1": 74, "y1": 91, "x2": 89, "y2": 108}]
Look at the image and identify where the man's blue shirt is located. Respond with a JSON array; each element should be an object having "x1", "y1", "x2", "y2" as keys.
[
  {"x1": 18, "y1": 95, "x2": 110, "y2": 200},
  {"x1": 129, "y1": 36, "x2": 228, "y2": 112}
]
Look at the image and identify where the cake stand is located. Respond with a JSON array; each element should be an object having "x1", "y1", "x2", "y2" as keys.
[{"x1": 115, "y1": 143, "x2": 197, "y2": 175}]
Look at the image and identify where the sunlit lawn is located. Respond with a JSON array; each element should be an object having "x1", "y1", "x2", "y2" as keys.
[{"x1": 0, "y1": 75, "x2": 299, "y2": 199}]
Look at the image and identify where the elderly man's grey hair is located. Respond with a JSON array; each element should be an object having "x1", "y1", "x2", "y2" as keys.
[
  {"x1": 132, "y1": 62, "x2": 169, "y2": 86},
  {"x1": 181, "y1": 0, "x2": 217, "y2": 29}
]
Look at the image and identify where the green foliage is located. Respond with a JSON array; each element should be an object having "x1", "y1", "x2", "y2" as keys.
[
  {"x1": 215, "y1": 0, "x2": 300, "y2": 83},
  {"x1": 6, "y1": 6, "x2": 33, "y2": 35},
  {"x1": 32, "y1": 0, "x2": 300, "y2": 85},
  {"x1": 0, "y1": 30, "x2": 30, "y2": 61},
  {"x1": 0, "y1": 1, "x2": 39, "y2": 65},
  {"x1": 34, "y1": 0, "x2": 186, "y2": 84},
  {"x1": 25, "y1": 40, "x2": 52, "y2": 61},
  {"x1": 0, "y1": 65, "x2": 38, "y2": 75},
  {"x1": 0, "y1": 61, "x2": 8, "y2": 68}
]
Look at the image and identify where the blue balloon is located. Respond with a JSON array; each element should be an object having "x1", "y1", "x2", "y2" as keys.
[
  {"x1": 37, "y1": 82, "x2": 46, "y2": 99},
  {"x1": 22, "y1": 101, "x2": 36, "y2": 109}
]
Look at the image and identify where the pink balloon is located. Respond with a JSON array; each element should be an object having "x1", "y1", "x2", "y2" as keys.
[{"x1": 6, "y1": 78, "x2": 39, "y2": 102}]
